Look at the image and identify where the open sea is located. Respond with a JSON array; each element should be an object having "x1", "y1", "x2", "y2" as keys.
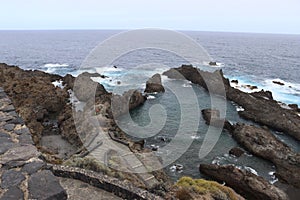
[{"x1": 0, "y1": 30, "x2": 299, "y2": 183}]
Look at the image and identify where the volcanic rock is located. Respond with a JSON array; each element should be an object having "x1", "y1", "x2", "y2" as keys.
[
  {"x1": 163, "y1": 65, "x2": 300, "y2": 141},
  {"x1": 229, "y1": 147, "x2": 245, "y2": 157},
  {"x1": 232, "y1": 123, "x2": 300, "y2": 188},
  {"x1": 200, "y1": 164, "x2": 288, "y2": 200},
  {"x1": 144, "y1": 73, "x2": 165, "y2": 93}
]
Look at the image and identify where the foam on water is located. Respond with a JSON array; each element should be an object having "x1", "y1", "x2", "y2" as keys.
[
  {"x1": 52, "y1": 80, "x2": 64, "y2": 89},
  {"x1": 227, "y1": 75, "x2": 300, "y2": 106},
  {"x1": 147, "y1": 95, "x2": 156, "y2": 100},
  {"x1": 41, "y1": 63, "x2": 70, "y2": 74}
]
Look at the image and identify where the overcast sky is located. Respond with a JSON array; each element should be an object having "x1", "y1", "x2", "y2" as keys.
[{"x1": 1, "y1": 0, "x2": 299, "y2": 34}]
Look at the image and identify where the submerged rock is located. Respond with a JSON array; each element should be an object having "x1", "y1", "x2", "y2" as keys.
[
  {"x1": 144, "y1": 73, "x2": 165, "y2": 93},
  {"x1": 200, "y1": 164, "x2": 288, "y2": 200},
  {"x1": 229, "y1": 147, "x2": 245, "y2": 157},
  {"x1": 209, "y1": 61, "x2": 217, "y2": 66}
]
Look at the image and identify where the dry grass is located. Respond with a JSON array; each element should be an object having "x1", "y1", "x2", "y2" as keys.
[{"x1": 176, "y1": 176, "x2": 238, "y2": 200}]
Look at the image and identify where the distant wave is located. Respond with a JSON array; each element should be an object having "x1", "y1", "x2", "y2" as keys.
[
  {"x1": 41, "y1": 63, "x2": 69, "y2": 74},
  {"x1": 44, "y1": 63, "x2": 69, "y2": 68},
  {"x1": 227, "y1": 75, "x2": 300, "y2": 106}
]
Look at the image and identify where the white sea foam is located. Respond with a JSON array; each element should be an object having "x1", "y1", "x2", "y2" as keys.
[
  {"x1": 182, "y1": 83, "x2": 192, "y2": 87},
  {"x1": 52, "y1": 80, "x2": 64, "y2": 89},
  {"x1": 236, "y1": 106, "x2": 245, "y2": 112},
  {"x1": 191, "y1": 135, "x2": 200, "y2": 140},
  {"x1": 244, "y1": 166, "x2": 258, "y2": 176},
  {"x1": 42, "y1": 63, "x2": 69, "y2": 74},
  {"x1": 147, "y1": 95, "x2": 156, "y2": 100},
  {"x1": 44, "y1": 63, "x2": 69, "y2": 68},
  {"x1": 95, "y1": 66, "x2": 123, "y2": 74}
]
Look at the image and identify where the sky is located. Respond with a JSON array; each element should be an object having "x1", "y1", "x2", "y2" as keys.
[{"x1": 0, "y1": 0, "x2": 299, "y2": 34}]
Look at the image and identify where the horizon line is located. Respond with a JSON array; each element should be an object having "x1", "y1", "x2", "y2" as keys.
[{"x1": 0, "y1": 28, "x2": 299, "y2": 36}]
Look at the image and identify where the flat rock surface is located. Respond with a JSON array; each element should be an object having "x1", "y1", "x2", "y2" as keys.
[
  {"x1": 0, "y1": 145, "x2": 40, "y2": 164},
  {"x1": 28, "y1": 170, "x2": 67, "y2": 200},
  {"x1": 1, "y1": 170, "x2": 25, "y2": 189},
  {"x1": 58, "y1": 177, "x2": 123, "y2": 200},
  {"x1": 0, "y1": 186, "x2": 24, "y2": 200}
]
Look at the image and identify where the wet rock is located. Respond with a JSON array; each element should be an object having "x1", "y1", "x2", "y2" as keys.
[
  {"x1": 0, "y1": 186, "x2": 24, "y2": 200},
  {"x1": 144, "y1": 73, "x2": 165, "y2": 93},
  {"x1": 273, "y1": 81, "x2": 285, "y2": 86},
  {"x1": 1, "y1": 170, "x2": 25, "y2": 189},
  {"x1": 232, "y1": 123, "x2": 300, "y2": 188},
  {"x1": 231, "y1": 80, "x2": 238, "y2": 84},
  {"x1": 288, "y1": 104, "x2": 299, "y2": 111},
  {"x1": 229, "y1": 147, "x2": 245, "y2": 157},
  {"x1": 28, "y1": 170, "x2": 67, "y2": 200},
  {"x1": 251, "y1": 90, "x2": 273, "y2": 100},
  {"x1": 209, "y1": 61, "x2": 217, "y2": 66},
  {"x1": 200, "y1": 164, "x2": 288, "y2": 200}
]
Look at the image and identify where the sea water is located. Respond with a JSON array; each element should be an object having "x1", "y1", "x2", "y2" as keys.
[{"x1": 0, "y1": 30, "x2": 299, "y2": 182}]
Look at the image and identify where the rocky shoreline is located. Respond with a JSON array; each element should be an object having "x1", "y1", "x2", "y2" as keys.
[
  {"x1": 1, "y1": 63, "x2": 300, "y2": 199},
  {"x1": 164, "y1": 65, "x2": 300, "y2": 199},
  {"x1": 163, "y1": 65, "x2": 300, "y2": 141}
]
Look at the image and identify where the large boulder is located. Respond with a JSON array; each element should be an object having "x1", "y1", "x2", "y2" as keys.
[
  {"x1": 144, "y1": 73, "x2": 165, "y2": 93},
  {"x1": 200, "y1": 164, "x2": 288, "y2": 200},
  {"x1": 73, "y1": 73, "x2": 108, "y2": 102}
]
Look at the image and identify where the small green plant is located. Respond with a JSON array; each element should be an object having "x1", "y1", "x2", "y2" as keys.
[{"x1": 176, "y1": 176, "x2": 238, "y2": 200}]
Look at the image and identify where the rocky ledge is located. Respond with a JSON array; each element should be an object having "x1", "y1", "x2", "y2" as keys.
[
  {"x1": 0, "y1": 88, "x2": 67, "y2": 200},
  {"x1": 163, "y1": 65, "x2": 300, "y2": 141},
  {"x1": 144, "y1": 73, "x2": 165, "y2": 93},
  {"x1": 232, "y1": 123, "x2": 300, "y2": 188},
  {"x1": 200, "y1": 164, "x2": 288, "y2": 200}
]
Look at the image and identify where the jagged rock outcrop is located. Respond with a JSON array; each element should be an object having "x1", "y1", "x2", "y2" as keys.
[
  {"x1": 163, "y1": 65, "x2": 300, "y2": 141},
  {"x1": 200, "y1": 164, "x2": 288, "y2": 200},
  {"x1": 144, "y1": 73, "x2": 165, "y2": 93},
  {"x1": 0, "y1": 64, "x2": 76, "y2": 149},
  {"x1": 73, "y1": 72, "x2": 108, "y2": 102},
  {"x1": 201, "y1": 109, "x2": 234, "y2": 132},
  {"x1": 232, "y1": 123, "x2": 300, "y2": 188},
  {"x1": 111, "y1": 90, "x2": 146, "y2": 118}
]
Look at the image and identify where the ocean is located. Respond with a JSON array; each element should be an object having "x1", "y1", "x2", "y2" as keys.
[{"x1": 0, "y1": 30, "x2": 299, "y2": 182}]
